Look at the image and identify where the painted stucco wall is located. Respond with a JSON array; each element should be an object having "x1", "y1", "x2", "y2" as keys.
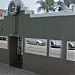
[{"x1": 0, "y1": 11, "x2": 75, "y2": 75}]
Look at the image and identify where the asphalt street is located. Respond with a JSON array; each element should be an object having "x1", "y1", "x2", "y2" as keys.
[
  {"x1": 25, "y1": 44, "x2": 75, "y2": 60},
  {"x1": 25, "y1": 44, "x2": 47, "y2": 56}
]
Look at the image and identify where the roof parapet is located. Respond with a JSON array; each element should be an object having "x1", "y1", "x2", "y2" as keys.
[
  {"x1": 1, "y1": 2, "x2": 75, "y2": 20},
  {"x1": 30, "y1": 4, "x2": 75, "y2": 18},
  {"x1": 30, "y1": 11, "x2": 75, "y2": 18},
  {"x1": 3, "y1": 9, "x2": 8, "y2": 16},
  {"x1": 24, "y1": 7, "x2": 34, "y2": 14}
]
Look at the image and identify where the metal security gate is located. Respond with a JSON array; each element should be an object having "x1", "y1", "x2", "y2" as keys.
[{"x1": 17, "y1": 37, "x2": 23, "y2": 68}]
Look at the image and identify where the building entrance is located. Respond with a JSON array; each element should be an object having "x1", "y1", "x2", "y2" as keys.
[{"x1": 9, "y1": 36, "x2": 23, "y2": 69}]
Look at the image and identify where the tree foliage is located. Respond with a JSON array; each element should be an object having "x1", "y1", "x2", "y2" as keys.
[
  {"x1": 64, "y1": 0, "x2": 75, "y2": 3},
  {"x1": 56, "y1": 1, "x2": 63, "y2": 5},
  {"x1": 36, "y1": 0, "x2": 54, "y2": 12},
  {"x1": 64, "y1": 0, "x2": 75, "y2": 7}
]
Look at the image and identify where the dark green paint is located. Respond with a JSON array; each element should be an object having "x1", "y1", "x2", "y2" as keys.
[{"x1": 0, "y1": 11, "x2": 75, "y2": 75}]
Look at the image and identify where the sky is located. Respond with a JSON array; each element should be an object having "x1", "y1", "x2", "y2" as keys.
[{"x1": 0, "y1": 0, "x2": 61, "y2": 13}]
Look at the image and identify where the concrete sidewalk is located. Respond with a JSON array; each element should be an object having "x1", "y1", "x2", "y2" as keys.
[{"x1": 0, "y1": 63, "x2": 40, "y2": 75}]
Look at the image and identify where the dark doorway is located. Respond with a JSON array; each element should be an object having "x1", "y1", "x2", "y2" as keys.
[{"x1": 9, "y1": 36, "x2": 23, "y2": 69}]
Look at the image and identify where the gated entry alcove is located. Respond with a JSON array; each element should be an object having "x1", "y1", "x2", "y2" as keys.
[{"x1": 0, "y1": 0, "x2": 75, "y2": 75}]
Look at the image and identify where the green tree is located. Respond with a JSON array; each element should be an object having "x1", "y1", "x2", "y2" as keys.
[
  {"x1": 64, "y1": 0, "x2": 75, "y2": 3},
  {"x1": 36, "y1": 0, "x2": 54, "y2": 12},
  {"x1": 64, "y1": 0, "x2": 75, "y2": 7},
  {"x1": 54, "y1": 1, "x2": 63, "y2": 11},
  {"x1": 56, "y1": 1, "x2": 63, "y2": 5}
]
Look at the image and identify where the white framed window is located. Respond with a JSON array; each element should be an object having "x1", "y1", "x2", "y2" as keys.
[
  {"x1": 0, "y1": 36, "x2": 8, "y2": 49},
  {"x1": 25, "y1": 38, "x2": 47, "y2": 56},
  {"x1": 66, "y1": 41, "x2": 75, "y2": 61},
  {"x1": 49, "y1": 40, "x2": 62, "y2": 58}
]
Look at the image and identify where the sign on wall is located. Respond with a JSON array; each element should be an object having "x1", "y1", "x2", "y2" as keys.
[{"x1": 8, "y1": 0, "x2": 20, "y2": 15}]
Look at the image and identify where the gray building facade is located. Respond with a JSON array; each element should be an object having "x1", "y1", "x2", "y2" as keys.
[{"x1": 0, "y1": 0, "x2": 75, "y2": 75}]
